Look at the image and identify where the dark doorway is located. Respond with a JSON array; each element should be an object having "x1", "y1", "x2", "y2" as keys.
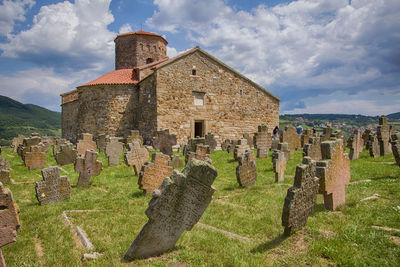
[{"x1": 194, "y1": 120, "x2": 204, "y2": 137}]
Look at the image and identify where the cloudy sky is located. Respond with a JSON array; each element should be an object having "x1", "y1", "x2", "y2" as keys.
[{"x1": 0, "y1": 0, "x2": 399, "y2": 115}]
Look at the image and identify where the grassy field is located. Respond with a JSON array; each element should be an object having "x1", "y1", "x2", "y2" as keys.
[{"x1": 1, "y1": 145, "x2": 399, "y2": 266}]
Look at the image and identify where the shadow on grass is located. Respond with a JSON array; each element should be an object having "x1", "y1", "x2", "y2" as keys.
[
  {"x1": 251, "y1": 233, "x2": 287, "y2": 254},
  {"x1": 120, "y1": 245, "x2": 182, "y2": 263},
  {"x1": 130, "y1": 191, "x2": 145, "y2": 199},
  {"x1": 370, "y1": 175, "x2": 399, "y2": 181},
  {"x1": 227, "y1": 159, "x2": 236, "y2": 163}
]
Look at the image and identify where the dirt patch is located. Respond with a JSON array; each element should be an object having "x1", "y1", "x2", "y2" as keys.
[
  {"x1": 389, "y1": 235, "x2": 400, "y2": 246},
  {"x1": 320, "y1": 229, "x2": 335, "y2": 238},
  {"x1": 329, "y1": 211, "x2": 344, "y2": 217},
  {"x1": 266, "y1": 231, "x2": 309, "y2": 262},
  {"x1": 34, "y1": 236, "x2": 44, "y2": 264},
  {"x1": 19, "y1": 199, "x2": 32, "y2": 203}
]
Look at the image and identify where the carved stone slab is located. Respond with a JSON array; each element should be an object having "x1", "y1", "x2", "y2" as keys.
[
  {"x1": 126, "y1": 130, "x2": 143, "y2": 147},
  {"x1": 184, "y1": 138, "x2": 206, "y2": 161},
  {"x1": 377, "y1": 115, "x2": 391, "y2": 156},
  {"x1": 124, "y1": 159, "x2": 218, "y2": 260},
  {"x1": 271, "y1": 139, "x2": 279, "y2": 150},
  {"x1": 96, "y1": 133, "x2": 109, "y2": 153},
  {"x1": 24, "y1": 145, "x2": 46, "y2": 170},
  {"x1": 243, "y1": 133, "x2": 254, "y2": 149},
  {"x1": 138, "y1": 153, "x2": 173, "y2": 194},
  {"x1": 227, "y1": 140, "x2": 239, "y2": 154},
  {"x1": 204, "y1": 133, "x2": 217, "y2": 153},
  {"x1": 186, "y1": 144, "x2": 211, "y2": 165},
  {"x1": 278, "y1": 142, "x2": 290, "y2": 162},
  {"x1": 234, "y1": 139, "x2": 250, "y2": 160},
  {"x1": 316, "y1": 139, "x2": 350, "y2": 210},
  {"x1": 35, "y1": 166, "x2": 71, "y2": 205},
  {"x1": 254, "y1": 125, "x2": 271, "y2": 158},
  {"x1": 369, "y1": 133, "x2": 380, "y2": 158},
  {"x1": 11, "y1": 135, "x2": 25, "y2": 152},
  {"x1": 348, "y1": 129, "x2": 363, "y2": 160},
  {"x1": 236, "y1": 150, "x2": 257, "y2": 187},
  {"x1": 76, "y1": 133, "x2": 96, "y2": 157},
  {"x1": 152, "y1": 129, "x2": 177, "y2": 156},
  {"x1": 282, "y1": 157, "x2": 319, "y2": 236},
  {"x1": 321, "y1": 126, "x2": 333, "y2": 142},
  {"x1": 105, "y1": 137, "x2": 124, "y2": 165},
  {"x1": 75, "y1": 150, "x2": 102, "y2": 187},
  {"x1": 0, "y1": 157, "x2": 10, "y2": 184},
  {"x1": 53, "y1": 138, "x2": 68, "y2": 156},
  {"x1": 221, "y1": 139, "x2": 230, "y2": 151},
  {"x1": 300, "y1": 129, "x2": 313, "y2": 148},
  {"x1": 303, "y1": 137, "x2": 322, "y2": 161},
  {"x1": 21, "y1": 136, "x2": 41, "y2": 159},
  {"x1": 169, "y1": 155, "x2": 184, "y2": 169},
  {"x1": 55, "y1": 143, "x2": 77, "y2": 166},
  {"x1": 272, "y1": 150, "x2": 287, "y2": 182},
  {"x1": 391, "y1": 133, "x2": 400, "y2": 167},
  {"x1": 362, "y1": 129, "x2": 371, "y2": 150},
  {"x1": 280, "y1": 126, "x2": 299, "y2": 154},
  {"x1": 124, "y1": 141, "x2": 150, "y2": 175}
]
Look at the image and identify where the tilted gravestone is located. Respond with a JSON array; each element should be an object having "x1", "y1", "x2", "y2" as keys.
[
  {"x1": 243, "y1": 133, "x2": 254, "y2": 149},
  {"x1": 282, "y1": 157, "x2": 319, "y2": 235},
  {"x1": 236, "y1": 150, "x2": 257, "y2": 187},
  {"x1": 126, "y1": 130, "x2": 143, "y2": 147},
  {"x1": 75, "y1": 150, "x2": 102, "y2": 187},
  {"x1": 233, "y1": 139, "x2": 250, "y2": 160},
  {"x1": 76, "y1": 133, "x2": 97, "y2": 157},
  {"x1": 280, "y1": 126, "x2": 300, "y2": 154},
  {"x1": 20, "y1": 136, "x2": 41, "y2": 159},
  {"x1": 52, "y1": 138, "x2": 69, "y2": 156},
  {"x1": 125, "y1": 141, "x2": 150, "y2": 175},
  {"x1": 152, "y1": 129, "x2": 177, "y2": 156},
  {"x1": 278, "y1": 142, "x2": 290, "y2": 162},
  {"x1": 24, "y1": 145, "x2": 46, "y2": 170},
  {"x1": 391, "y1": 133, "x2": 400, "y2": 167},
  {"x1": 184, "y1": 138, "x2": 206, "y2": 160},
  {"x1": 0, "y1": 157, "x2": 10, "y2": 184},
  {"x1": 204, "y1": 133, "x2": 217, "y2": 153},
  {"x1": 96, "y1": 133, "x2": 109, "y2": 153},
  {"x1": 11, "y1": 135, "x2": 25, "y2": 153},
  {"x1": 35, "y1": 166, "x2": 71, "y2": 205},
  {"x1": 0, "y1": 182, "x2": 20, "y2": 267},
  {"x1": 124, "y1": 159, "x2": 218, "y2": 260},
  {"x1": 254, "y1": 125, "x2": 271, "y2": 158},
  {"x1": 55, "y1": 143, "x2": 77, "y2": 166},
  {"x1": 300, "y1": 129, "x2": 313, "y2": 148},
  {"x1": 377, "y1": 115, "x2": 391, "y2": 156},
  {"x1": 368, "y1": 133, "x2": 380, "y2": 158},
  {"x1": 169, "y1": 155, "x2": 184, "y2": 169},
  {"x1": 347, "y1": 129, "x2": 363, "y2": 160},
  {"x1": 138, "y1": 153, "x2": 173, "y2": 194},
  {"x1": 186, "y1": 144, "x2": 211, "y2": 165},
  {"x1": 316, "y1": 138, "x2": 350, "y2": 210},
  {"x1": 38, "y1": 141, "x2": 51, "y2": 153},
  {"x1": 303, "y1": 136, "x2": 322, "y2": 161},
  {"x1": 105, "y1": 137, "x2": 124, "y2": 165},
  {"x1": 272, "y1": 149, "x2": 287, "y2": 182}
]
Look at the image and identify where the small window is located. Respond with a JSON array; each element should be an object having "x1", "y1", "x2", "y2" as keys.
[
  {"x1": 240, "y1": 89, "x2": 243, "y2": 96},
  {"x1": 146, "y1": 58, "x2": 153, "y2": 64},
  {"x1": 192, "y1": 69, "x2": 196, "y2": 75},
  {"x1": 193, "y1": 91, "x2": 205, "y2": 106}
]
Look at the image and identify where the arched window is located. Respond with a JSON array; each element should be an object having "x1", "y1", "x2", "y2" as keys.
[{"x1": 146, "y1": 58, "x2": 153, "y2": 64}]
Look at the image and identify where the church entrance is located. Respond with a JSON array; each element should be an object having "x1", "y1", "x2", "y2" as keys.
[{"x1": 194, "y1": 120, "x2": 204, "y2": 137}]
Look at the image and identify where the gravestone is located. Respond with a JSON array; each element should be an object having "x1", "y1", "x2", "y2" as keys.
[
  {"x1": 96, "y1": 133, "x2": 109, "y2": 153},
  {"x1": 0, "y1": 182, "x2": 20, "y2": 267},
  {"x1": 362, "y1": 129, "x2": 371, "y2": 150},
  {"x1": 75, "y1": 150, "x2": 102, "y2": 187},
  {"x1": 35, "y1": 166, "x2": 71, "y2": 205},
  {"x1": 271, "y1": 138, "x2": 279, "y2": 150},
  {"x1": 105, "y1": 137, "x2": 124, "y2": 165},
  {"x1": 282, "y1": 157, "x2": 319, "y2": 235},
  {"x1": 280, "y1": 126, "x2": 299, "y2": 154},
  {"x1": 124, "y1": 159, "x2": 218, "y2": 260},
  {"x1": 272, "y1": 149, "x2": 287, "y2": 182},
  {"x1": 278, "y1": 142, "x2": 290, "y2": 162},
  {"x1": 300, "y1": 129, "x2": 313, "y2": 148},
  {"x1": 0, "y1": 157, "x2": 10, "y2": 184},
  {"x1": 243, "y1": 133, "x2": 254, "y2": 149},
  {"x1": 233, "y1": 139, "x2": 250, "y2": 160},
  {"x1": 227, "y1": 140, "x2": 239, "y2": 154},
  {"x1": 316, "y1": 139, "x2": 350, "y2": 210},
  {"x1": 348, "y1": 129, "x2": 363, "y2": 160},
  {"x1": 184, "y1": 138, "x2": 206, "y2": 158},
  {"x1": 21, "y1": 136, "x2": 41, "y2": 159},
  {"x1": 11, "y1": 135, "x2": 25, "y2": 153},
  {"x1": 125, "y1": 141, "x2": 150, "y2": 174},
  {"x1": 377, "y1": 115, "x2": 391, "y2": 156},
  {"x1": 186, "y1": 144, "x2": 211, "y2": 165},
  {"x1": 368, "y1": 133, "x2": 380, "y2": 158},
  {"x1": 204, "y1": 133, "x2": 217, "y2": 153},
  {"x1": 76, "y1": 133, "x2": 97, "y2": 157},
  {"x1": 55, "y1": 143, "x2": 77, "y2": 165},
  {"x1": 138, "y1": 153, "x2": 173, "y2": 194},
  {"x1": 236, "y1": 150, "x2": 257, "y2": 187},
  {"x1": 53, "y1": 138, "x2": 69, "y2": 156},
  {"x1": 38, "y1": 141, "x2": 50, "y2": 153},
  {"x1": 321, "y1": 126, "x2": 333, "y2": 142},
  {"x1": 391, "y1": 133, "x2": 400, "y2": 166},
  {"x1": 24, "y1": 145, "x2": 46, "y2": 170},
  {"x1": 152, "y1": 129, "x2": 177, "y2": 156},
  {"x1": 169, "y1": 155, "x2": 184, "y2": 169},
  {"x1": 126, "y1": 130, "x2": 143, "y2": 147},
  {"x1": 221, "y1": 139, "x2": 230, "y2": 151},
  {"x1": 303, "y1": 137, "x2": 322, "y2": 161},
  {"x1": 254, "y1": 125, "x2": 271, "y2": 158}
]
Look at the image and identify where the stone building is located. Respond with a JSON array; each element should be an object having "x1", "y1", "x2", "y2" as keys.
[{"x1": 61, "y1": 31, "x2": 280, "y2": 144}]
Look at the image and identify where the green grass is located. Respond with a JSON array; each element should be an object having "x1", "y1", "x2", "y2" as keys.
[{"x1": 1, "y1": 146, "x2": 399, "y2": 266}]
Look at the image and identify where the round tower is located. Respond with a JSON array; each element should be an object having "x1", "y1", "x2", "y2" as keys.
[{"x1": 114, "y1": 31, "x2": 168, "y2": 70}]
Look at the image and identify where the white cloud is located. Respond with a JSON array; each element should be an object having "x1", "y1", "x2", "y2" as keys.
[
  {"x1": 119, "y1": 23, "x2": 132, "y2": 33},
  {"x1": 166, "y1": 46, "x2": 178, "y2": 58},
  {"x1": 0, "y1": 0, "x2": 34, "y2": 36}
]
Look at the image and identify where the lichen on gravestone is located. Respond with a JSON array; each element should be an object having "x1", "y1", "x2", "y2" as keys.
[
  {"x1": 55, "y1": 143, "x2": 77, "y2": 166},
  {"x1": 24, "y1": 145, "x2": 46, "y2": 170},
  {"x1": 125, "y1": 141, "x2": 150, "y2": 174},
  {"x1": 105, "y1": 137, "x2": 124, "y2": 165},
  {"x1": 76, "y1": 133, "x2": 96, "y2": 157},
  {"x1": 236, "y1": 150, "x2": 257, "y2": 187},
  {"x1": 152, "y1": 129, "x2": 177, "y2": 156},
  {"x1": 254, "y1": 125, "x2": 271, "y2": 158},
  {"x1": 35, "y1": 166, "x2": 71, "y2": 205},
  {"x1": 75, "y1": 150, "x2": 102, "y2": 187},
  {"x1": 233, "y1": 139, "x2": 250, "y2": 160},
  {"x1": 138, "y1": 153, "x2": 173, "y2": 194}
]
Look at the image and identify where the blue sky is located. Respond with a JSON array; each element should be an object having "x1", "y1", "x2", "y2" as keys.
[{"x1": 0, "y1": 0, "x2": 399, "y2": 115}]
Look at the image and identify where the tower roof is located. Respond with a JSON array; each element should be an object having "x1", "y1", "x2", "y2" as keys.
[{"x1": 114, "y1": 30, "x2": 168, "y2": 44}]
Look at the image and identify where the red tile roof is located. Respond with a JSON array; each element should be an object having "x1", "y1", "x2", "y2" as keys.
[
  {"x1": 115, "y1": 30, "x2": 168, "y2": 44},
  {"x1": 78, "y1": 69, "x2": 138, "y2": 87}
]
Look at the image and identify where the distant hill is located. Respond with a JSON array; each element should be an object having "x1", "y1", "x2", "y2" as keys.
[
  {"x1": 387, "y1": 112, "x2": 400, "y2": 119},
  {"x1": 0, "y1": 95, "x2": 61, "y2": 145}
]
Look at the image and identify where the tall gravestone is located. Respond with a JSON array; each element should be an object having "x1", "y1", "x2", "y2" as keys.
[
  {"x1": 152, "y1": 129, "x2": 177, "y2": 156},
  {"x1": 303, "y1": 137, "x2": 322, "y2": 160},
  {"x1": 243, "y1": 133, "x2": 254, "y2": 149},
  {"x1": 236, "y1": 150, "x2": 257, "y2": 187},
  {"x1": 272, "y1": 150, "x2": 287, "y2": 182},
  {"x1": 362, "y1": 129, "x2": 371, "y2": 150},
  {"x1": 75, "y1": 150, "x2": 102, "y2": 187},
  {"x1": 125, "y1": 141, "x2": 150, "y2": 175},
  {"x1": 204, "y1": 133, "x2": 217, "y2": 153},
  {"x1": 391, "y1": 133, "x2": 400, "y2": 167},
  {"x1": 76, "y1": 133, "x2": 97, "y2": 157},
  {"x1": 278, "y1": 142, "x2": 290, "y2": 162},
  {"x1": 300, "y1": 129, "x2": 313, "y2": 148},
  {"x1": 35, "y1": 166, "x2": 71, "y2": 205},
  {"x1": 106, "y1": 137, "x2": 124, "y2": 165},
  {"x1": 0, "y1": 182, "x2": 20, "y2": 267},
  {"x1": 96, "y1": 133, "x2": 109, "y2": 153},
  {"x1": 55, "y1": 143, "x2": 77, "y2": 165},
  {"x1": 233, "y1": 139, "x2": 250, "y2": 160},
  {"x1": 254, "y1": 125, "x2": 271, "y2": 158},
  {"x1": 138, "y1": 153, "x2": 173, "y2": 194},
  {"x1": 280, "y1": 126, "x2": 299, "y2": 154},
  {"x1": 321, "y1": 126, "x2": 333, "y2": 142},
  {"x1": 316, "y1": 139, "x2": 350, "y2": 210},
  {"x1": 348, "y1": 129, "x2": 363, "y2": 160},
  {"x1": 0, "y1": 157, "x2": 10, "y2": 184},
  {"x1": 124, "y1": 159, "x2": 218, "y2": 260},
  {"x1": 24, "y1": 145, "x2": 46, "y2": 170},
  {"x1": 282, "y1": 157, "x2": 319, "y2": 235},
  {"x1": 369, "y1": 133, "x2": 380, "y2": 158},
  {"x1": 377, "y1": 115, "x2": 391, "y2": 156}
]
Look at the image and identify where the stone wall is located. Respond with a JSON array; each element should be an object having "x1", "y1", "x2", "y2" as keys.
[
  {"x1": 155, "y1": 50, "x2": 280, "y2": 145},
  {"x1": 61, "y1": 99, "x2": 79, "y2": 143}
]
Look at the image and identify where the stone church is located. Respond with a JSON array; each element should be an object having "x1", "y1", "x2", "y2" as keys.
[{"x1": 61, "y1": 31, "x2": 280, "y2": 145}]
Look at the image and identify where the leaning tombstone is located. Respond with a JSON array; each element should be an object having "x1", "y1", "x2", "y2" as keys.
[
  {"x1": 233, "y1": 139, "x2": 250, "y2": 160},
  {"x1": 280, "y1": 126, "x2": 299, "y2": 154},
  {"x1": 24, "y1": 145, "x2": 46, "y2": 170},
  {"x1": 316, "y1": 139, "x2": 350, "y2": 210},
  {"x1": 152, "y1": 129, "x2": 177, "y2": 156},
  {"x1": 75, "y1": 150, "x2": 102, "y2": 187},
  {"x1": 21, "y1": 136, "x2": 41, "y2": 159},
  {"x1": 96, "y1": 133, "x2": 109, "y2": 153},
  {"x1": 254, "y1": 125, "x2": 271, "y2": 158},
  {"x1": 369, "y1": 133, "x2": 380, "y2": 158},
  {"x1": 377, "y1": 115, "x2": 391, "y2": 156},
  {"x1": 0, "y1": 182, "x2": 20, "y2": 267},
  {"x1": 272, "y1": 149, "x2": 287, "y2": 182},
  {"x1": 138, "y1": 153, "x2": 173, "y2": 194},
  {"x1": 391, "y1": 133, "x2": 400, "y2": 167},
  {"x1": 348, "y1": 129, "x2": 363, "y2": 160},
  {"x1": 303, "y1": 136, "x2": 322, "y2": 161},
  {"x1": 125, "y1": 141, "x2": 150, "y2": 175},
  {"x1": 11, "y1": 135, "x2": 25, "y2": 153},
  {"x1": 76, "y1": 133, "x2": 97, "y2": 157},
  {"x1": 236, "y1": 150, "x2": 257, "y2": 187},
  {"x1": 204, "y1": 133, "x2": 217, "y2": 153},
  {"x1": 105, "y1": 137, "x2": 124, "y2": 165},
  {"x1": 124, "y1": 159, "x2": 218, "y2": 260},
  {"x1": 55, "y1": 143, "x2": 77, "y2": 166},
  {"x1": 35, "y1": 166, "x2": 71, "y2": 205},
  {"x1": 282, "y1": 157, "x2": 319, "y2": 235}
]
